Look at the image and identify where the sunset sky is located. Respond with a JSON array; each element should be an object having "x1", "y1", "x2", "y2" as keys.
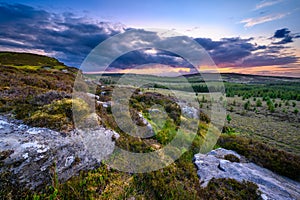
[{"x1": 0, "y1": 0, "x2": 300, "y2": 77}]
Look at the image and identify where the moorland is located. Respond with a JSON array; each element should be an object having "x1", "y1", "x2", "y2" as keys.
[{"x1": 0, "y1": 52, "x2": 299, "y2": 199}]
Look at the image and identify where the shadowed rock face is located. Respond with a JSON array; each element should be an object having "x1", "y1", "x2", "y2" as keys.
[
  {"x1": 0, "y1": 115, "x2": 119, "y2": 190},
  {"x1": 194, "y1": 148, "x2": 300, "y2": 200}
]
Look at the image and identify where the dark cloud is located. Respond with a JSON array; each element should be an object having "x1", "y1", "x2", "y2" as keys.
[
  {"x1": 194, "y1": 35, "x2": 299, "y2": 67},
  {"x1": 0, "y1": 3, "x2": 50, "y2": 23},
  {"x1": 0, "y1": 3, "x2": 125, "y2": 66},
  {"x1": 241, "y1": 54, "x2": 298, "y2": 67},
  {"x1": 0, "y1": 3, "x2": 299, "y2": 70},
  {"x1": 264, "y1": 45, "x2": 286, "y2": 54},
  {"x1": 109, "y1": 49, "x2": 192, "y2": 70},
  {"x1": 210, "y1": 38, "x2": 255, "y2": 64},
  {"x1": 272, "y1": 28, "x2": 300, "y2": 45},
  {"x1": 273, "y1": 35, "x2": 293, "y2": 44},
  {"x1": 195, "y1": 37, "x2": 270, "y2": 65},
  {"x1": 273, "y1": 28, "x2": 290, "y2": 38},
  {"x1": 194, "y1": 38, "x2": 224, "y2": 50}
]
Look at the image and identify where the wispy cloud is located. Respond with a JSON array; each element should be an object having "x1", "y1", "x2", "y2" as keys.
[
  {"x1": 240, "y1": 13, "x2": 287, "y2": 27},
  {"x1": 254, "y1": 0, "x2": 283, "y2": 10}
]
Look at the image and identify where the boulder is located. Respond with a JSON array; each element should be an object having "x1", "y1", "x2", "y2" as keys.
[
  {"x1": 194, "y1": 148, "x2": 300, "y2": 200},
  {"x1": 178, "y1": 103, "x2": 199, "y2": 119},
  {"x1": 0, "y1": 115, "x2": 119, "y2": 190}
]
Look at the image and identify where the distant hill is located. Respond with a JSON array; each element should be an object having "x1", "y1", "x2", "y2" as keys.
[
  {"x1": 184, "y1": 72, "x2": 300, "y2": 84},
  {"x1": 91, "y1": 72, "x2": 300, "y2": 85}
]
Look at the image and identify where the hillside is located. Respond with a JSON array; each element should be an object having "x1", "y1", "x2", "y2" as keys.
[
  {"x1": 0, "y1": 51, "x2": 66, "y2": 68},
  {"x1": 0, "y1": 52, "x2": 81, "y2": 132}
]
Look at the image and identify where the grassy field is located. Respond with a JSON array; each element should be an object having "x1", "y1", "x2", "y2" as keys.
[
  {"x1": 225, "y1": 96, "x2": 300, "y2": 155},
  {"x1": 95, "y1": 73, "x2": 300, "y2": 155}
]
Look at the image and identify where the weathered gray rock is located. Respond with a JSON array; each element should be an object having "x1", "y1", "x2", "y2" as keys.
[
  {"x1": 179, "y1": 103, "x2": 199, "y2": 119},
  {"x1": 194, "y1": 148, "x2": 300, "y2": 200},
  {"x1": 135, "y1": 112, "x2": 154, "y2": 138},
  {"x1": 0, "y1": 115, "x2": 119, "y2": 190}
]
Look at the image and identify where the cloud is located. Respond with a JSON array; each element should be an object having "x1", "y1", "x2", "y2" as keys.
[
  {"x1": 80, "y1": 29, "x2": 210, "y2": 72},
  {"x1": 0, "y1": 3, "x2": 299, "y2": 75},
  {"x1": 193, "y1": 38, "x2": 224, "y2": 50},
  {"x1": 272, "y1": 36, "x2": 293, "y2": 44},
  {"x1": 108, "y1": 49, "x2": 192, "y2": 70},
  {"x1": 254, "y1": 0, "x2": 283, "y2": 10},
  {"x1": 240, "y1": 13, "x2": 287, "y2": 27},
  {"x1": 0, "y1": 3, "x2": 126, "y2": 66},
  {"x1": 273, "y1": 28, "x2": 291, "y2": 38},
  {"x1": 241, "y1": 54, "x2": 299, "y2": 67},
  {"x1": 195, "y1": 37, "x2": 267, "y2": 65},
  {"x1": 195, "y1": 35, "x2": 298, "y2": 68},
  {"x1": 271, "y1": 28, "x2": 300, "y2": 44}
]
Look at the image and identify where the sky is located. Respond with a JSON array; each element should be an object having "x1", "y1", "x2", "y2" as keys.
[{"x1": 0, "y1": 0, "x2": 300, "y2": 77}]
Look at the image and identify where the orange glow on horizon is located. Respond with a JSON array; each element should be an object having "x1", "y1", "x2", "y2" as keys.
[
  {"x1": 216, "y1": 65, "x2": 300, "y2": 77},
  {"x1": 85, "y1": 64, "x2": 300, "y2": 77},
  {"x1": 110, "y1": 64, "x2": 191, "y2": 76}
]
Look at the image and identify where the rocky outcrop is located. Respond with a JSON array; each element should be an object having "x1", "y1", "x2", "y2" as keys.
[
  {"x1": 194, "y1": 148, "x2": 300, "y2": 200},
  {"x1": 178, "y1": 102, "x2": 199, "y2": 119},
  {"x1": 0, "y1": 115, "x2": 119, "y2": 190},
  {"x1": 137, "y1": 112, "x2": 154, "y2": 135}
]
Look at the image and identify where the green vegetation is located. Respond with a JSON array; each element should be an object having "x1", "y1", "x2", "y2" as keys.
[
  {"x1": 266, "y1": 99, "x2": 275, "y2": 112},
  {"x1": 244, "y1": 100, "x2": 250, "y2": 110},
  {"x1": 96, "y1": 73, "x2": 300, "y2": 101},
  {"x1": 225, "y1": 82, "x2": 300, "y2": 101},
  {"x1": 25, "y1": 98, "x2": 90, "y2": 132},
  {"x1": 226, "y1": 114, "x2": 232, "y2": 124},
  {"x1": 256, "y1": 99, "x2": 262, "y2": 107},
  {"x1": 202, "y1": 178, "x2": 261, "y2": 200},
  {"x1": 222, "y1": 126, "x2": 237, "y2": 136},
  {"x1": 0, "y1": 52, "x2": 81, "y2": 132},
  {"x1": 23, "y1": 162, "x2": 262, "y2": 200},
  {"x1": 0, "y1": 52, "x2": 66, "y2": 67}
]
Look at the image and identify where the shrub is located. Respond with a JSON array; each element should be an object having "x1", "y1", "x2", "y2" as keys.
[
  {"x1": 25, "y1": 98, "x2": 90, "y2": 132},
  {"x1": 266, "y1": 99, "x2": 275, "y2": 112},
  {"x1": 32, "y1": 91, "x2": 71, "y2": 106},
  {"x1": 226, "y1": 114, "x2": 232, "y2": 124},
  {"x1": 221, "y1": 126, "x2": 236, "y2": 135},
  {"x1": 233, "y1": 100, "x2": 236, "y2": 106},
  {"x1": 199, "y1": 112, "x2": 211, "y2": 123},
  {"x1": 244, "y1": 100, "x2": 250, "y2": 110},
  {"x1": 202, "y1": 178, "x2": 261, "y2": 200},
  {"x1": 268, "y1": 104, "x2": 275, "y2": 112}
]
